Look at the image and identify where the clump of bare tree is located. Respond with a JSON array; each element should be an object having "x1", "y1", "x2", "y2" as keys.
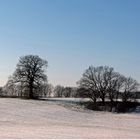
[
  {"x1": 78, "y1": 66, "x2": 139, "y2": 112},
  {"x1": 53, "y1": 85, "x2": 77, "y2": 98},
  {"x1": 37, "y1": 83, "x2": 54, "y2": 98},
  {"x1": 53, "y1": 85, "x2": 65, "y2": 97}
]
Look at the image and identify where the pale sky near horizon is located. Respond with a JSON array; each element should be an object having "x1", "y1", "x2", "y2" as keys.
[{"x1": 0, "y1": 0, "x2": 140, "y2": 87}]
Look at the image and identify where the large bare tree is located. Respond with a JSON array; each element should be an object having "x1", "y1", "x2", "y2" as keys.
[
  {"x1": 78, "y1": 66, "x2": 127, "y2": 104},
  {"x1": 78, "y1": 66, "x2": 115, "y2": 104},
  {"x1": 13, "y1": 55, "x2": 48, "y2": 99}
]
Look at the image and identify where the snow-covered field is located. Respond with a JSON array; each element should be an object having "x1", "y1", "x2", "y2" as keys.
[{"x1": 0, "y1": 98, "x2": 140, "y2": 139}]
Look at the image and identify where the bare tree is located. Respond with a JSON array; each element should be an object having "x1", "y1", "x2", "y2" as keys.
[
  {"x1": 39, "y1": 83, "x2": 53, "y2": 97},
  {"x1": 121, "y1": 77, "x2": 139, "y2": 102},
  {"x1": 0, "y1": 87, "x2": 3, "y2": 96},
  {"x1": 70, "y1": 87, "x2": 78, "y2": 97},
  {"x1": 62, "y1": 87, "x2": 72, "y2": 97},
  {"x1": 54, "y1": 85, "x2": 65, "y2": 97},
  {"x1": 13, "y1": 55, "x2": 48, "y2": 99},
  {"x1": 78, "y1": 66, "x2": 117, "y2": 104},
  {"x1": 4, "y1": 76, "x2": 16, "y2": 96},
  {"x1": 45, "y1": 83, "x2": 54, "y2": 97},
  {"x1": 114, "y1": 75, "x2": 125, "y2": 102},
  {"x1": 107, "y1": 73, "x2": 125, "y2": 103},
  {"x1": 78, "y1": 66, "x2": 100, "y2": 103}
]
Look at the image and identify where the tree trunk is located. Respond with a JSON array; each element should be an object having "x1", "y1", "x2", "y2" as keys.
[
  {"x1": 29, "y1": 80, "x2": 34, "y2": 99},
  {"x1": 101, "y1": 96, "x2": 105, "y2": 105},
  {"x1": 29, "y1": 87, "x2": 33, "y2": 99},
  {"x1": 110, "y1": 100, "x2": 114, "y2": 112},
  {"x1": 93, "y1": 98, "x2": 96, "y2": 104},
  {"x1": 100, "y1": 92, "x2": 105, "y2": 105}
]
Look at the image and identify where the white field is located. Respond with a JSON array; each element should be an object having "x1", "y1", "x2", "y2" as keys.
[{"x1": 0, "y1": 98, "x2": 140, "y2": 139}]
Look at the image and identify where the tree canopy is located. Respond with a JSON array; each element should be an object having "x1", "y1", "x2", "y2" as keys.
[
  {"x1": 78, "y1": 66, "x2": 139, "y2": 104},
  {"x1": 13, "y1": 55, "x2": 48, "y2": 99}
]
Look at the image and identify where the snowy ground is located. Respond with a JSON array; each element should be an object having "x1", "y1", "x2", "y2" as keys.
[{"x1": 0, "y1": 98, "x2": 140, "y2": 139}]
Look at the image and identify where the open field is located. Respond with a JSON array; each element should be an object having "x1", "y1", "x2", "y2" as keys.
[{"x1": 0, "y1": 98, "x2": 140, "y2": 139}]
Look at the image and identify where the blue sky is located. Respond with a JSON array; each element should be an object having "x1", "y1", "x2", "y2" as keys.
[{"x1": 0, "y1": 0, "x2": 140, "y2": 86}]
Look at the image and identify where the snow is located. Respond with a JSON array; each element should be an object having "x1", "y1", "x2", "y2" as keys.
[{"x1": 0, "y1": 98, "x2": 140, "y2": 139}]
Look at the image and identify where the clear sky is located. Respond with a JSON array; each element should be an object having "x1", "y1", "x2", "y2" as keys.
[{"x1": 0, "y1": 0, "x2": 140, "y2": 87}]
